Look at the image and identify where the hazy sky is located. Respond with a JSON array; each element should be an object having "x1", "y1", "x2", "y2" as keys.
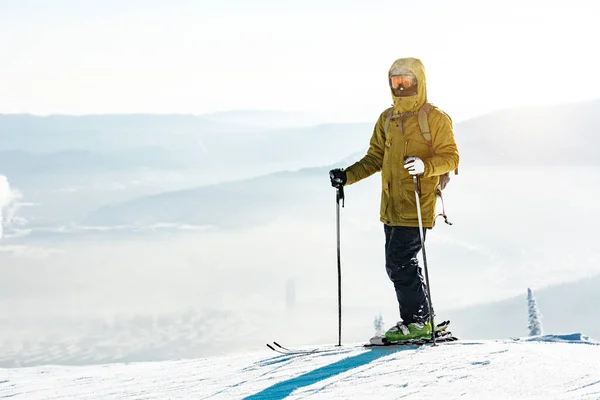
[{"x1": 1, "y1": 0, "x2": 599, "y2": 122}]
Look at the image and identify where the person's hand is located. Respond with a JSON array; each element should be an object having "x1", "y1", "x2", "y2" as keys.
[
  {"x1": 403, "y1": 157, "x2": 425, "y2": 176},
  {"x1": 329, "y1": 168, "x2": 347, "y2": 188}
]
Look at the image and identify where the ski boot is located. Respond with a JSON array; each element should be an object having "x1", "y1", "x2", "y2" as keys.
[{"x1": 384, "y1": 320, "x2": 432, "y2": 342}]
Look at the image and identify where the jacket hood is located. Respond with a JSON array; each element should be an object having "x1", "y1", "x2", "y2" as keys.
[{"x1": 389, "y1": 57, "x2": 427, "y2": 113}]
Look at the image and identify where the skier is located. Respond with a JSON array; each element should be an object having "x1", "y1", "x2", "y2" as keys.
[{"x1": 329, "y1": 57, "x2": 459, "y2": 342}]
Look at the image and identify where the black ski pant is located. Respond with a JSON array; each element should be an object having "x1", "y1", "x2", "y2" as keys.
[{"x1": 384, "y1": 224, "x2": 430, "y2": 325}]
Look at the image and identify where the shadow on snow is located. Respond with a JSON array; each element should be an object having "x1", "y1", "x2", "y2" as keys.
[{"x1": 244, "y1": 346, "x2": 411, "y2": 400}]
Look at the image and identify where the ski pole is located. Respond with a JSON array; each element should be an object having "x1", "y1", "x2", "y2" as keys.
[
  {"x1": 413, "y1": 175, "x2": 436, "y2": 345},
  {"x1": 335, "y1": 184, "x2": 344, "y2": 347}
]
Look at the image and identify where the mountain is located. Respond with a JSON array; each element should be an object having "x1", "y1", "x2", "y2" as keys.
[
  {"x1": 2, "y1": 98, "x2": 599, "y2": 179},
  {"x1": 0, "y1": 114, "x2": 259, "y2": 153},
  {"x1": 0, "y1": 148, "x2": 181, "y2": 177},
  {"x1": 82, "y1": 161, "x2": 600, "y2": 232},
  {"x1": 0, "y1": 114, "x2": 372, "y2": 175},
  {"x1": 456, "y1": 98, "x2": 600, "y2": 166},
  {"x1": 201, "y1": 109, "x2": 331, "y2": 128},
  {"x1": 1, "y1": 335, "x2": 599, "y2": 399},
  {"x1": 83, "y1": 166, "x2": 329, "y2": 228},
  {"x1": 70, "y1": 98, "x2": 600, "y2": 230},
  {"x1": 445, "y1": 273, "x2": 600, "y2": 341}
]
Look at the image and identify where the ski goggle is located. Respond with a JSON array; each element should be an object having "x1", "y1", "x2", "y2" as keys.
[{"x1": 390, "y1": 74, "x2": 417, "y2": 89}]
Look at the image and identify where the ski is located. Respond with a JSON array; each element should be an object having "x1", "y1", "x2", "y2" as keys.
[
  {"x1": 365, "y1": 330, "x2": 459, "y2": 348},
  {"x1": 265, "y1": 343, "x2": 343, "y2": 356},
  {"x1": 265, "y1": 342, "x2": 318, "y2": 355},
  {"x1": 266, "y1": 334, "x2": 458, "y2": 355},
  {"x1": 266, "y1": 343, "x2": 309, "y2": 355},
  {"x1": 266, "y1": 320, "x2": 456, "y2": 354},
  {"x1": 265, "y1": 343, "x2": 291, "y2": 355},
  {"x1": 273, "y1": 341, "x2": 304, "y2": 352}
]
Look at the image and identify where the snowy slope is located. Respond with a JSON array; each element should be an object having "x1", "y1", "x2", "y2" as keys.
[{"x1": 1, "y1": 334, "x2": 599, "y2": 399}]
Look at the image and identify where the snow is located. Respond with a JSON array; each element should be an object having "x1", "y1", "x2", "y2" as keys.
[{"x1": 2, "y1": 335, "x2": 600, "y2": 399}]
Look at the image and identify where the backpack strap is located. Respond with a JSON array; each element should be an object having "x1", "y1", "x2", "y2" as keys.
[
  {"x1": 383, "y1": 106, "x2": 394, "y2": 139},
  {"x1": 434, "y1": 192, "x2": 453, "y2": 226},
  {"x1": 384, "y1": 106, "x2": 420, "y2": 138},
  {"x1": 419, "y1": 103, "x2": 454, "y2": 226},
  {"x1": 418, "y1": 103, "x2": 435, "y2": 157},
  {"x1": 419, "y1": 103, "x2": 459, "y2": 176}
]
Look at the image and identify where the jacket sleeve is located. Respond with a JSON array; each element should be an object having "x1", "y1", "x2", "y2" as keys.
[
  {"x1": 344, "y1": 115, "x2": 386, "y2": 185},
  {"x1": 423, "y1": 110, "x2": 459, "y2": 178}
]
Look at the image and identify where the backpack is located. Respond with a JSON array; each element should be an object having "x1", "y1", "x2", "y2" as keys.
[{"x1": 382, "y1": 103, "x2": 457, "y2": 225}]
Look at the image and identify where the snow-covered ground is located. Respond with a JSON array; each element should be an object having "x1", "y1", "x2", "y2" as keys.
[{"x1": 2, "y1": 334, "x2": 599, "y2": 399}]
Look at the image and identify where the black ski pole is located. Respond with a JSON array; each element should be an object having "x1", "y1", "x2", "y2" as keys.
[
  {"x1": 335, "y1": 183, "x2": 344, "y2": 347},
  {"x1": 413, "y1": 176, "x2": 436, "y2": 345}
]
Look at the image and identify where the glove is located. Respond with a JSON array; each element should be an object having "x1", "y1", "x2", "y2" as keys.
[
  {"x1": 329, "y1": 168, "x2": 347, "y2": 188},
  {"x1": 404, "y1": 156, "x2": 425, "y2": 176}
]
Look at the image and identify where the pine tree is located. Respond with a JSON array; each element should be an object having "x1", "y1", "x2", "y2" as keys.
[
  {"x1": 373, "y1": 313, "x2": 384, "y2": 336},
  {"x1": 527, "y1": 288, "x2": 543, "y2": 336}
]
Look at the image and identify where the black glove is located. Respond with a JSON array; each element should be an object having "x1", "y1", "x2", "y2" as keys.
[{"x1": 329, "y1": 168, "x2": 347, "y2": 188}]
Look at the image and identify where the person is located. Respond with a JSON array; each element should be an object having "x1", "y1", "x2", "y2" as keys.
[{"x1": 329, "y1": 57, "x2": 459, "y2": 341}]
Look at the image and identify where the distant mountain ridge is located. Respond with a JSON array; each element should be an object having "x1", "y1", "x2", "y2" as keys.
[
  {"x1": 455, "y1": 98, "x2": 600, "y2": 165},
  {"x1": 2, "y1": 98, "x2": 599, "y2": 165},
  {"x1": 0, "y1": 147, "x2": 181, "y2": 176},
  {"x1": 0, "y1": 113, "x2": 259, "y2": 153},
  {"x1": 201, "y1": 109, "x2": 330, "y2": 128},
  {"x1": 3, "y1": 99, "x2": 599, "y2": 235}
]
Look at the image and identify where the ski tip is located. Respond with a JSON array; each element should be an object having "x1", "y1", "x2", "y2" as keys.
[
  {"x1": 273, "y1": 341, "x2": 283, "y2": 349},
  {"x1": 266, "y1": 344, "x2": 276, "y2": 351}
]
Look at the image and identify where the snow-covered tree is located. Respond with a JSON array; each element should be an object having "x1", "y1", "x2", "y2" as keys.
[
  {"x1": 527, "y1": 288, "x2": 543, "y2": 336},
  {"x1": 373, "y1": 313, "x2": 384, "y2": 336}
]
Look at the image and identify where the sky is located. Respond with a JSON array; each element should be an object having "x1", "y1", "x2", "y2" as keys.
[{"x1": 1, "y1": 0, "x2": 600, "y2": 122}]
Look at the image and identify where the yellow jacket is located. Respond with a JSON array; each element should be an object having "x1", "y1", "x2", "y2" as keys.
[{"x1": 344, "y1": 58, "x2": 459, "y2": 228}]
